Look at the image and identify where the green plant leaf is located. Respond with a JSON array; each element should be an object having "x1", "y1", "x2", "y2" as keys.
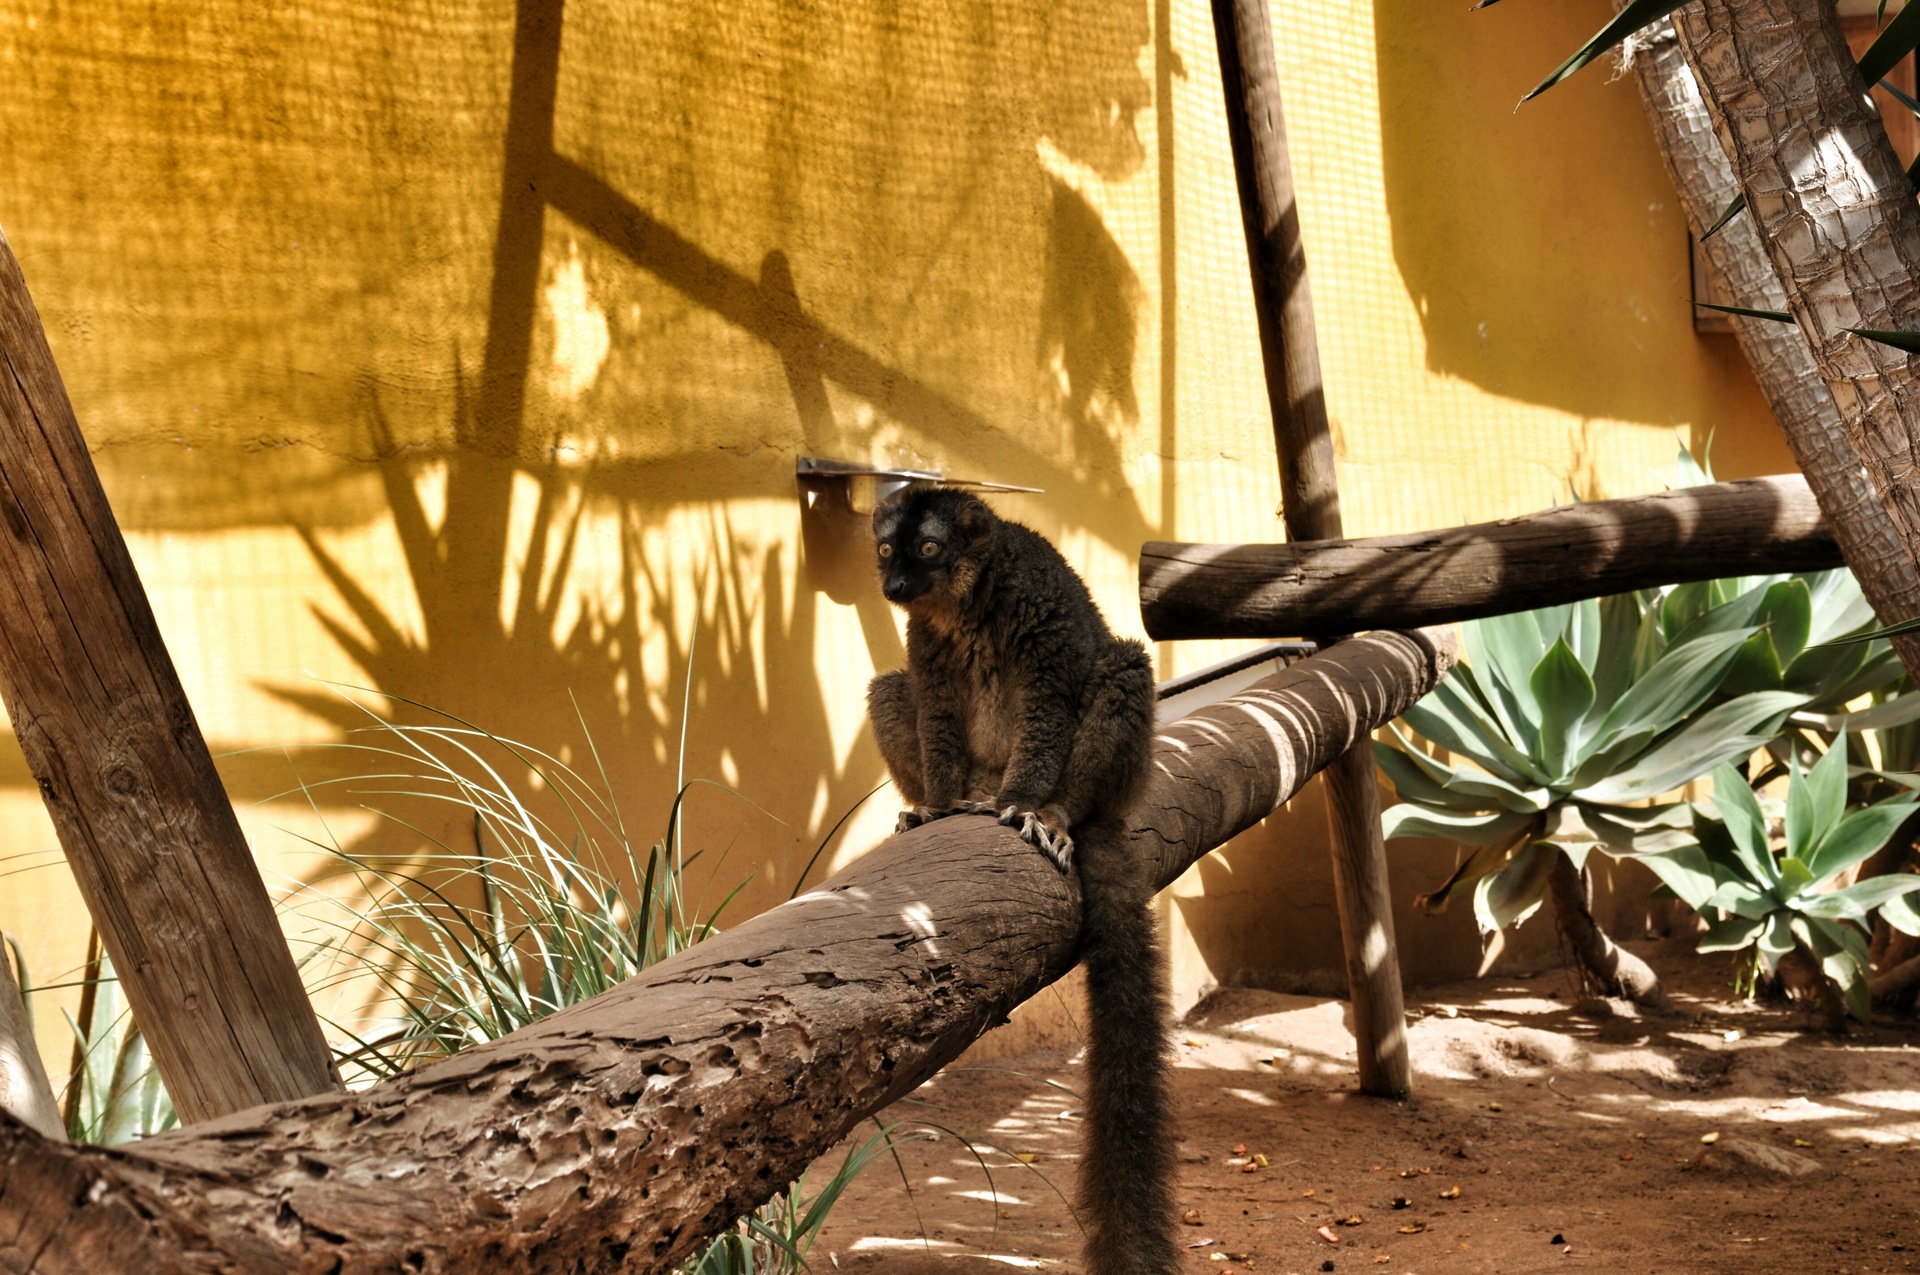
[
  {"x1": 1797, "y1": 872, "x2": 1920, "y2": 921},
  {"x1": 1858, "y1": 0, "x2": 1920, "y2": 86},
  {"x1": 1847, "y1": 327, "x2": 1920, "y2": 354},
  {"x1": 1413, "y1": 819, "x2": 1540, "y2": 914},
  {"x1": 1709, "y1": 763, "x2": 1778, "y2": 888},
  {"x1": 1805, "y1": 726, "x2": 1850, "y2": 854},
  {"x1": 1588, "y1": 628, "x2": 1756, "y2": 756},
  {"x1": 1697, "y1": 913, "x2": 1766, "y2": 954},
  {"x1": 1635, "y1": 844, "x2": 1719, "y2": 910},
  {"x1": 1699, "y1": 193, "x2": 1747, "y2": 241},
  {"x1": 1463, "y1": 613, "x2": 1548, "y2": 753},
  {"x1": 1757, "y1": 913, "x2": 1796, "y2": 970},
  {"x1": 1472, "y1": 841, "x2": 1556, "y2": 934},
  {"x1": 1802, "y1": 797, "x2": 1920, "y2": 883},
  {"x1": 1372, "y1": 741, "x2": 1495, "y2": 813},
  {"x1": 1704, "y1": 878, "x2": 1776, "y2": 919},
  {"x1": 1520, "y1": 0, "x2": 1688, "y2": 103},
  {"x1": 1881, "y1": 891, "x2": 1920, "y2": 936},
  {"x1": 1382, "y1": 804, "x2": 1540, "y2": 847},
  {"x1": 1403, "y1": 673, "x2": 1545, "y2": 785},
  {"x1": 1531, "y1": 637, "x2": 1596, "y2": 781},
  {"x1": 1383, "y1": 724, "x2": 1552, "y2": 812},
  {"x1": 1778, "y1": 855, "x2": 1816, "y2": 900},
  {"x1": 1570, "y1": 691, "x2": 1803, "y2": 804},
  {"x1": 1590, "y1": 592, "x2": 1646, "y2": 709},
  {"x1": 1692, "y1": 298, "x2": 1787, "y2": 322},
  {"x1": 1813, "y1": 611, "x2": 1920, "y2": 645}
]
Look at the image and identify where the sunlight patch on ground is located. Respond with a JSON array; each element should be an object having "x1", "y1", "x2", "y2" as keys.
[{"x1": 845, "y1": 1237, "x2": 1054, "y2": 1266}]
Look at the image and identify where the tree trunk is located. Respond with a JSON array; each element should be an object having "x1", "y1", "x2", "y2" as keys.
[
  {"x1": 1619, "y1": 10, "x2": 1920, "y2": 678},
  {"x1": 1212, "y1": 0, "x2": 1411, "y2": 1096},
  {"x1": 0, "y1": 628, "x2": 1456, "y2": 1275},
  {"x1": 1140, "y1": 474, "x2": 1837, "y2": 639},
  {"x1": 1545, "y1": 852, "x2": 1668, "y2": 1008},
  {"x1": 1671, "y1": 0, "x2": 1920, "y2": 669},
  {"x1": 0, "y1": 226, "x2": 337, "y2": 1122}
]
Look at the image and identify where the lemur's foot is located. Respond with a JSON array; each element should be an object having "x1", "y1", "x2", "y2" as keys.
[
  {"x1": 897, "y1": 801, "x2": 984, "y2": 834},
  {"x1": 997, "y1": 805, "x2": 1075, "y2": 873}
]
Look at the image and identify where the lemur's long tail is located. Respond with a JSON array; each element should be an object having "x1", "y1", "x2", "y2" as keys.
[{"x1": 1075, "y1": 818, "x2": 1179, "y2": 1275}]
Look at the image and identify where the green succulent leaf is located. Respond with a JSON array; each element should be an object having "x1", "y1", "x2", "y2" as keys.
[
  {"x1": 1803, "y1": 728, "x2": 1850, "y2": 856},
  {"x1": 1414, "y1": 820, "x2": 1538, "y2": 916},
  {"x1": 1802, "y1": 796, "x2": 1920, "y2": 884},
  {"x1": 1588, "y1": 628, "x2": 1756, "y2": 756},
  {"x1": 1881, "y1": 891, "x2": 1920, "y2": 937},
  {"x1": 1372, "y1": 742, "x2": 1493, "y2": 813},
  {"x1": 1709, "y1": 764, "x2": 1778, "y2": 889},
  {"x1": 1472, "y1": 841, "x2": 1556, "y2": 935},
  {"x1": 1463, "y1": 613, "x2": 1549, "y2": 754},
  {"x1": 1704, "y1": 878, "x2": 1776, "y2": 919},
  {"x1": 1757, "y1": 914, "x2": 1796, "y2": 969},
  {"x1": 1697, "y1": 913, "x2": 1766, "y2": 954},
  {"x1": 1382, "y1": 805, "x2": 1540, "y2": 848},
  {"x1": 1531, "y1": 637, "x2": 1596, "y2": 781},
  {"x1": 1571, "y1": 692, "x2": 1802, "y2": 804},
  {"x1": 1402, "y1": 672, "x2": 1544, "y2": 786},
  {"x1": 1635, "y1": 844, "x2": 1719, "y2": 910},
  {"x1": 1590, "y1": 592, "x2": 1647, "y2": 709},
  {"x1": 1699, "y1": 194, "x2": 1747, "y2": 242},
  {"x1": 1796, "y1": 872, "x2": 1920, "y2": 921},
  {"x1": 1778, "y1": 855, "x2": 1816, "y2": 900}
]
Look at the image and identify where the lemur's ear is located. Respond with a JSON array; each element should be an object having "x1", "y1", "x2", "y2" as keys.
[{"x1": 953, "y1": 493, "x2": 995, "y2": 547}]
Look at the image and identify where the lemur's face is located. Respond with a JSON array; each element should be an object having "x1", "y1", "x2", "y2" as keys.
[{"x1": 872, "y1": 488, "x2": 988, "y2": 608}]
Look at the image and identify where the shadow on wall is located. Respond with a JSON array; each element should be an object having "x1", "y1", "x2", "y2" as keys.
[
  {"x1": 0, "y1": 0, "x2": 1167, "y2": 933},
  {"x1": 1375, "y1": 0, "x2": 1743, "y2": 430}
]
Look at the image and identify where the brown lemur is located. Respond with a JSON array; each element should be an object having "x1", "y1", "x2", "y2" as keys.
[{"x1": 865, "y1": 484, "x2": 1176, "y2": 1275}]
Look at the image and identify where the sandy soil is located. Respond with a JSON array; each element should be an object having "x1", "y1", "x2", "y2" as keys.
[{"x1": 812, "y1": 942, "x2": 1920, "y2": 1274}]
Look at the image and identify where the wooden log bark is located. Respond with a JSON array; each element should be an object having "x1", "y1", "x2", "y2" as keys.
[
  {"x1": 1140, "y1": 473, "x2": 1841, "y2": 640},
  {"x1": 1670, "y1": 0, "x2": 1920, "y2": 645},
  {"x1": 0, "y1": 226, "x2": 337, "y2": 1122},
  {"x1": 0, "y1": 628, "x2": 1457, "y2": 1275},
  {"x1": 1212, "y1": 0, "x2": 1412, "y2": 1096}
]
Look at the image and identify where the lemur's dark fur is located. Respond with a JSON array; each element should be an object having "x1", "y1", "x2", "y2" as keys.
[{"x1": 865, "y1": 485, "x2": 1176, "y2": 1275}]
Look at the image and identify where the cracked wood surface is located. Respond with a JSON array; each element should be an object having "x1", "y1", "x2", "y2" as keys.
[
  {"x1": 0, "y1": 628, "x2": 1455, "y2": 1275},
  {"x1": 1139, "y1": 474, "x2": 1839, "y2": 640},
  {"x1": 1672, "y1": 0, "x2": 1920, "y2": 631},
  {"x1": 0, "y1": 226, "x2": 336, "y2": 1123}
]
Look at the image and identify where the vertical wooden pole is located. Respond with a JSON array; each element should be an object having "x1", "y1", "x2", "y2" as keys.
[
  {"x1": 0, "y1": 227, "x2": 337, "y2": 1122},
  {"x1": 1211, "y1": 0, "x2": 1412, "y2": 1095}
]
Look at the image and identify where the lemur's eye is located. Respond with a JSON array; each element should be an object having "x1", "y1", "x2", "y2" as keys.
[
  {"x1": 877, "y1": 542, "x2": 893, "y2": 559},
  {"x1": 919, "y1": 539, "x2": 939, "y2": 558}
]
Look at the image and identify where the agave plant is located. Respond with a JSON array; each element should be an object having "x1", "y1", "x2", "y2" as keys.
[
  {"x1": 1378, "y1": 586, "x2": 1812, "y2": 999},
  {"x1": 1639, "y1": 738, "x2": 1920, "y2": 1026}
]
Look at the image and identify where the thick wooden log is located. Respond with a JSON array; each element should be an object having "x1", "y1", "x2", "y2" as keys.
[
  {"x1": 0, "y1": 226, "x2": 337, "y2": 1122},
  {"x1": 1212, "y1": 0, "x2": 1412, "y2": 1096},
  {"x1": 0, "y1": 629, "x2": 1456, "y2": 1275},
  {"x1": 1141, "y1": 473, "x2": 1841, "y2": 640}
]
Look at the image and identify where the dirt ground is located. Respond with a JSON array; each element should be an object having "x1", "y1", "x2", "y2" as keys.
[{"x1": 812, "y1": 941, "x2": 1920, "y2": 1274}]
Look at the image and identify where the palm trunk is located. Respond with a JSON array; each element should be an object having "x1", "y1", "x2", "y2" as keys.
[
  {"x1": 1619, "y1": 12, "x2": 1920, "y2": 678},
  {"x1": 1670, "y1": 0, "x2": 1920, "y2": 669}
]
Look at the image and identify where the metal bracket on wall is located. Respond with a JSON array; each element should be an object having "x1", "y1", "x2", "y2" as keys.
[{"x1": 795, "y1": 457, "x2": 1043, "y2": 516}]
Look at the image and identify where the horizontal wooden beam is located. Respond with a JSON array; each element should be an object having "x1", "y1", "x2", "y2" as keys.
[{"x1": 1140, "y1": 474, "x2": 1842, "y2": 640}]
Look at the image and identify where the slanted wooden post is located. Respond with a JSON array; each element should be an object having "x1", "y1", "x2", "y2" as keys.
[
  {"x1": 0, "y1": 227, "x2": 337, "y2": 1121},
  {"x1": 1211, "y1": 0, "x2": 1412, "y2": 1095}
]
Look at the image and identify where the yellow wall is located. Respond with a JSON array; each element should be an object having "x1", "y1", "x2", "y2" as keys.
[{"x1": 0, "y1": 0, "x2": 1793, "y2": 1080}]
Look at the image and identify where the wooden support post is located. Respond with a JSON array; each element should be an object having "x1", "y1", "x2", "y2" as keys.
[
  {"x1": 0, "y1": 629, "x2": 1457, "y2": 1275},
  {"x1": 1212, "y1": 0, "x2": 1411, "y2": 1095},
  {"x1": 1140, "y1": 473, "x2": 1843, "y2": 639},
  {"x1": 0, "y1": 227, "x2": 337, "y2": 1122}
]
